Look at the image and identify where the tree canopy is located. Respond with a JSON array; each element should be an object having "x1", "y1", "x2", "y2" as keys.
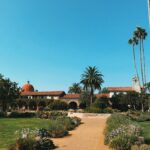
[
  {"x1": 80, "y1": 66, "x2": 104, "y2": 104},
  {"x1": 0, "y1": 74, "x2": 20, "y2": 111}
]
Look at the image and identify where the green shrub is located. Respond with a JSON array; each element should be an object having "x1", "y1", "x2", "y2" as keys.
[
  {"x1": 103, "y1": 107, "x2": 113, "y2": 113},
  {"x1": 85, "y1": 106, "x2": 102, "y2": 113},
  {"x1": 56, "y1": 117, "x2": 75, "y2": 131},
  {"x1": 144, "y1": 137, "x2": 150, "y2": 144},
  {"x1": 37, "y1": 128, "x2": 50, "y2": 138},
  {"x1": 71, "y1": 117, "x2": 81, "y2": 126},
  {"x1": 16, "y1": 138, "x2": 35, "y2": 150},
  {"x1": 37, "y1": 111, "x2": 67, "y2": 119},
  {"x1": 9, "y1": 138, "x2": 55, "y2": 150},
  {"x1": 33, "y1": 138, "x2": 55, "y2": 150},
  {"x1": 56, "y1": 116, "x2": 81, "y2": 131},
  {"x1": 126, "y1": 111, "x2": 150, "y2": 122},
  {"x1": 49, "y1": 100, "x2": 68, "y2": 110},
  {"x1": 131, "y1": 144, "x2": 150, "y2": 150},
  {"x1": 9, "y1": 144, "x2": 16, "y2": 150},
  {"x1": 0, "y1": 112, "x2": 6, "y2": 118},
  {"x1": 48, "y1": 120, "x2": 68, "y2": 138},
  {"x1": 49, "y1": 111, "x2": 67, "y2": 120},
  {"x1": 93, "y1": 98, "x2": 108, "y2": 109},
  {"x1": 109, "y1": 134, "x2": 133, "y2": 150},
  {"x1": 8, "y1": 112, "x2": 36, "y2": 118}
]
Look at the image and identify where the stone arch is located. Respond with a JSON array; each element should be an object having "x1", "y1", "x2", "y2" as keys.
[
  {"x1": 37, "y1": 100, "x2": 46, "y2": 111},
  {"x1": 17, "y1": 100, "x2": 28, "y2": 110},
  {"x1": 28, "y1": 100, "x2": 37, "y2": 110},
  {"x1": 68, "y1": 101, "x2": 78, "y2": 110}
]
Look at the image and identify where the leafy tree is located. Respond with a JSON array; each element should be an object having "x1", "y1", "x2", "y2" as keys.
[
  {"x1": 80, "y1": 66, "x2": 104, "y2": 104},
  {"x1": 0, "y1": 74, "x2": 20, "y2": 112},
  {"x1": 93, "y1": 98, "x2": 108, "y2": 109},
  {"x1": 101, "y1": 87, "x2": 109, "y2": 93},
  {"x1": 125, "y1": 92, "x2": 140, "y2": 110},
  {"x1": 68, "y1": 83, "x2": 82, "y2": 94},
  {"x1": 48, "y1": 100, "x2": 68, "y2": 110},
  {"x1": 79, "y1": 91, "x2": 91, "y2": 108}
]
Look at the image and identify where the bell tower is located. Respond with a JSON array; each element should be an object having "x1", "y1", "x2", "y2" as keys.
[{"x1": 132, "y1": 77, "x2": 141, "y2": 93}]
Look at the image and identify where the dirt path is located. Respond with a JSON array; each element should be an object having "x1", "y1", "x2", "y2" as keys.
[{"x1": 52, "y1": 115, "x2": 109, "y2": 150}]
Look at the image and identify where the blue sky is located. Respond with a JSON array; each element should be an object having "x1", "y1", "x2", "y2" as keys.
[{"x1": 0, "y1": 0, "x2": 150, "y2": 92}]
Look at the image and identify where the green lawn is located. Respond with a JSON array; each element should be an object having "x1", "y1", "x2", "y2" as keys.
[
  {"x1": 139, "y1": 121, "x2": 150, "y2": 143},
  {"x1": 0, "y1": 118, "x2": 51, "y2": 148}
]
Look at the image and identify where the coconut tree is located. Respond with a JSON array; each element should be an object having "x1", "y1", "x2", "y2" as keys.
[
  {"x1": 68, "y1": 83, "x2": 82, "y2": 94},
  {"x1": 134, "y1": 27, "x2": 147, "y2": 88},
  {"x1": 80, "y1": 66, "x2": 104, "y2": 104},
  {"x1": 128, "y1": 37, "x2": 139, "y2": 79}
]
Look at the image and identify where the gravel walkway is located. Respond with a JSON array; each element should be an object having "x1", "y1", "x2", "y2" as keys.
[{"x1": 52, "y1": 114, "x2": 110, "y2": 150}]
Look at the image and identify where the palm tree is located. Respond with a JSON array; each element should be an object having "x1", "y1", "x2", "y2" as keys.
[
  {"x1": 134, "y1": 27, "x2": 147, "y2": 89},
  {"x1": 148, "y1": 0, "x2": 150, "y2": 25},
  {"x1": 80, "y1": 66, "x2": 104, "y2": 104},
  {"x1": 68, "y1": 83, "x2": 82, "y2": 94},
  {"x1": 128, "y1": 37, "x2": 139, "y2": 79}
]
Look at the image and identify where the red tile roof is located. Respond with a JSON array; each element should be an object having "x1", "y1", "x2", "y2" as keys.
[
  {"x1": 96, "y1": 93, "x2": 110, "y2": 98},
  {"x1": 21, "y1": 91, "x2": 65, "y2": 96},
  {"x1": 62, "y1": 94, "x2": 80, "y2": 99},
  {"x1": 107, "y1": 87, "x2": 134, "y2": 92}
]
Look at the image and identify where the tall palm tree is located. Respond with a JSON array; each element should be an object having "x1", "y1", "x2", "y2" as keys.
[
  {"x1": 148, "y1": 0, "x2": 150, "y2": 25},
  {"x1": 80, "y1": 66, "x2": 104, "y2": 104},
  {"x1": 68, "y1": 83, "x2": 82, "y2": 94},
  {"x1": 134, "y1": 27, "x2": 147, "y2": 89},
  {"x1": 128, "y1": 37, "x2": 139, "y2": 79}
]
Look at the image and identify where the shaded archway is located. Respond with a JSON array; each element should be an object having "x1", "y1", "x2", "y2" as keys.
[
  {"x1": 29, "y1": 100, "x2": 37, "y2": 110},
  {"x1": 68, "y1": 101, "x2": 78, "y2": 110},
  {"x1": 38, "y1": 101, "x2": 46, "y2": 111},
  {"x1": 17, "y1": 100, "x2": 28, "y2": 110}
]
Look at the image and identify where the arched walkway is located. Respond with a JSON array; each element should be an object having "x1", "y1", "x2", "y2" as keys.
[{"x1": 68, "y1": 101, "x2": 78, "y2": 109}]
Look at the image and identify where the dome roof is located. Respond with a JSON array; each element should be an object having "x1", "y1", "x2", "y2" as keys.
[{"x1": 22, "y1": 81, "x2": 34, "y2": 92}]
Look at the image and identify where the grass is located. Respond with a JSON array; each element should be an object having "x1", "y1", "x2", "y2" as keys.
[
  {"x1": 0, "y1": 118, "x2": 51, "y2": 148},
  {"x1": 139, "y1": 121, "x2": 150, "y2": 143}
]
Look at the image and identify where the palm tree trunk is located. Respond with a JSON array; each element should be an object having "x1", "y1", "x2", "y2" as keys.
[
  {"x1": 90, "y1": 87, "x2": 94, "y2": 104},
  {"x1": 139, "y1": 39, "x2": 144, "y2": 89},
  {"x1": 141, "y1": 39, "x2": 146, "y2": 88},
  {"x1": 132, "y1": 45, "x2": 139, "y2": 78},
  {"x1": 141, "y1": 103, "x2": 144, "y2": 112}
]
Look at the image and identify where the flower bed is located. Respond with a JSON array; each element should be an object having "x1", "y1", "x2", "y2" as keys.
[{"x1": 104, "y1": 114, "x2": 143, "y2": 150}]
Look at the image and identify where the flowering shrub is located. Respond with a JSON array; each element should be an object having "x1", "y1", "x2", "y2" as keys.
[
  {"x1": 37, "y1": 111, "x2": 67, "y2": 119},
  {"x1": 48, "y1": 120, "x2": 68, "y2": 138},
  {"x1": 104, "y1": 114, "x2": 143, "y2": 150},
  {"x1": 37, "y1": 128, "x2": 50, "y2": 138},
  {"x1": 11, "y1": 128, "x2": 55, "y2": 150},
  {"x1": 15, "y1": 128, "x2": 38, "y2": 140}
]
